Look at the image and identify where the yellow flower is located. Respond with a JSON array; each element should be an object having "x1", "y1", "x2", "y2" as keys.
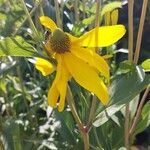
[{"x1": 35, "y1": 16, "x2": 126, "y2": 112}]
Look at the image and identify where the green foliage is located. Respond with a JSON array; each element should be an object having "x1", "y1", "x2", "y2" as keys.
[
  {"x1": 0, "y1": 36, "x2": 40, "y2": 57},
  {"x1": 134, "y1": 101, "x2": 150, "y2": 135},
  {"x1": 101, "y1": 1, "x2": 122, "y2": 16},
  {"x1": 141, "y1": 59, "x2": 150, "y2": 71},
  {"x1": 0, "y1": 0, "x2": 150, "y2": 149},
  {"x1": 82, "y1": 1, "x2": 122, "y2": 26},
  {"x1": 93, "y1": 66, "x2": 150, "y2": 127}
]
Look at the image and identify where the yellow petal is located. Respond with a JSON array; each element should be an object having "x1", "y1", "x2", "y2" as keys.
[
  {"x1": 71, "y1": 47, "x2": 110, "y2": 80},
  {"x1": 48, "y1": 84, "x2": 59, "y2": 107},
  {"x1": 47, "y1": 54, "x2": 62, "y2": 107},
  {"x1": 44, "y1": 41, "x2": 53, "y2": 54},
  {"x1": 64, "y1": 53, "x2": 109, "y2": 105},
  {"x1": 57, "y1": 78, "x2": 67, "y2": 112},
  {"x1": 111, "y1": 9, "x2": 119, "y2": 25},
  {"x1": 40, "y1": 16, "x2": 57, "y2": 32},
  {"x1": 35, "y1": 58, "x2": 54, "y2": 76},
  {"x1": 104, "y1": 12, "x2": 111, "y2": 26},
  {"x1": 66, "y1": 33, "x2": 78, "y2": 43},
  {"x1": 79, "y1": 25, "x2": 126, "y2": 47},
  {"x1": 57, "y1": 57, "x2": 70, "y2": 111}
]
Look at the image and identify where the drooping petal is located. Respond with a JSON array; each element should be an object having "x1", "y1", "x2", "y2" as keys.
[
  {"x1": 35, "y1": 58, "x2": 55, "y2": 76},
  {"x1": 104, "y1": 12, "x2": 111, "y2": 26},
  {"x1": 40, "y1": 16, "x2": 57, "y2": 32},
  {"x1": 64, "y1": 52, "x2": 109, "y2": 105},
  {"x1": 71, "y1": 47, "x2": 110, "y2": 80},
  {"x1": 79, "y1": 25, "x2": 126, "y2": 47},
  {"x1": 57, "y1": 57, "x2": 70, "y2": 111},
  {"x1": 111, "y1": 9, "x2": 119, "y2": 25},
  {"x1": 47, "y1": 54, "x2": 62, "y2": 107},
  {"x1": 48, "y1": 84, "x2": 59, "y2": 107}
]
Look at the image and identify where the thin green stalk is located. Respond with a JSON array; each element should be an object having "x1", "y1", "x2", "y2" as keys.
[
  {"x1": 124, "y1": 104, "x2": 130, "y2": 150},
  {"x1": 13, "y1": 0, "x2": 43, "y2": 36},
  {"x1": 20, "y1": 0, "x2": 39, "y2": 37},
  {"x1": 81, "y1": 131, "x2": 89, "y2": 150},
  {"x1": 128, "y1": 0, "x2": 134, "y2": 61},
  {"x1": 95, "y1": 0, "x2": 101, "y2": 27},
  {"x1": 87, "y1": 96, "x2": 97, "y2": 128},
  {"x1": 54, "y1": 0, "x2": 62, "y2": 29},
  {"x1": 67, "y1": 86, "x2": 90, "y2": 150},
  {"x1": 66, "y1": 86, "x2": 83, "y2": 130},
  {"x1": 93, "y1": 127, "x2": 103, "y2": 149},
  {"x1": 82, "y1": 0, "x2": 86, "y2": 19},
  {"x1": 87, "y1": 0, "x2": 101, "y2": 132},
  {"x1": 16, "y1": 59, "x2": 30, "y2": 113},
  {"x1": 124, "y1": 1, "x2": 134, "y2": 148},
  {"x1": 129, "y1": 87, "x2": 149, "y2": 136},
  {"x1": 133, "y1": 0, "x2": 148, "y2": 64},
  {"x1": 60, "y1": 0, "x2": 64, "y2": 26},
  {"x1": 74, "y1": 0, "x2": 79, "y2": 24}
]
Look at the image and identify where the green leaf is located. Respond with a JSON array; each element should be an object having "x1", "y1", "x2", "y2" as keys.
[
  {"x1": 0, "y1": 36, "x2": 40, "y2": 57},
  {"x1": 116, "y1": 60, "x2": 136, "y2": 75},
  {"x1": 93, "y1": 66, "x2": 150, "y2": 127},
  {"x1": 141, "y1": 59, "x2": 150, "y2": 72},
  {"x1": 82, "y1": 16, "x2": 95, "y2": 25},
  {"x1": 2, "y1": 118, "x2": 22, "y2": 150},
  {"x1": 134, "y1": 101, "x2": 150, "y2": 135},
  {"x1": 54, "y1": 110, "x2": 77, "y2": 145},
  {"x1": 101, "y1": 2, "x2": 122, "y2": 16},
  {"x1": 109, "y1": 66, "x2": 148, "y2": 106},
  {"x1": 82, "y1": 1, "x2": 122, "y2": 26}
]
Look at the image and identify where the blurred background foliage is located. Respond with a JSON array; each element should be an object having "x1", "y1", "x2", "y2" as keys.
[{"x1": 0, "y1": 0, "x2": 150, "y2": 149}]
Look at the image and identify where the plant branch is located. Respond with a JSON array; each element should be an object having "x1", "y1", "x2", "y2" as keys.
[
  {"x1": 13, "y1": 0, "x2": 43, "y2": 36},
  {"x1": 87, "y1": 96, "x2": 97, "y2": 128},
  {"x1": 66, "y1": 86, "x2": 83, "y2": 129},
  {"x1": 66, "y1": 85, "x2": 90, "y2": 150},
  {"x1": 129, "y1": 87, "x2": 149, "y2": 136},
  {"x1": 20, "y1": 0, "x2": 39, "y2": 37},
  {"x1": 128, "y1": 0, "x2": 134, "y2": 61},
  {"x1": 133, "y1": 0, "x2": 148, "y2": 64},
  {"x1": 54, "y1": 0, "x2": 62, "y2": 29},
  {"x1": 124, "y1": 104, "x2": 130, "y2": 150},
  {"x1": 74, "y1": 0, "x2": 79, "y2": 24},
  {"x1": 124, "y1": 1, "x2": 134, "y2": 148}
]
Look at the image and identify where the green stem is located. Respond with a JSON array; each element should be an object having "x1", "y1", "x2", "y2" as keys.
[
  {"x1": 124, "y1": 1, "x2": 134, "y2": 148},
  {"x1": 66, "y1": 86, "x2": 89, "y2": 150},
  {"x1": 87, "y1": 0, "x2": 101, "y2": 127},
  {"x1": 133, "y1": 0, "x2": 148, "y2": 64},
  {"x1": 93, "y1": 127, "x2": 103, "y2": 149},
  {"x1": 20, "y1": 0, "x2": 39, "y2": 37},
  {"x1": 66, "y1": 86, "x2": 83, "y2": 129},
  {"x1": 81, "y1": 131, "x2": 90, "y2": 150},
  {"x1": 16, "y1": 59, "x2": 30, "y2": 113},
  {"x1": 87, "y1": 96, "x2": 97, "y2": 128},
  {"x1": 13, "y1": 0, "x2": 43, "y2": 36},
  {"x1": 124, "y1": 104, "x2": 130, "y2": 150},
  {"x1": 128, "y1": 0, "x2": 134, "y2": 61},
  {"x1": 82, "y1": 0, "x2": 86, "y2": 19},
  {"x1": 54, "y1": 0, "x2": 62, "y2": 29},
  {"x1": 129, "y1": 87, "x2": 149, "y2": 136},
  {"x1": 74, "y1": 0, "x2": 79, "y2": 24}
]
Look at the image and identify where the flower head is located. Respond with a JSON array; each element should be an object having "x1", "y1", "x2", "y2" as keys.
[{"x1": 35, "y1": 16, "x2": 126, "y2": 111}]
